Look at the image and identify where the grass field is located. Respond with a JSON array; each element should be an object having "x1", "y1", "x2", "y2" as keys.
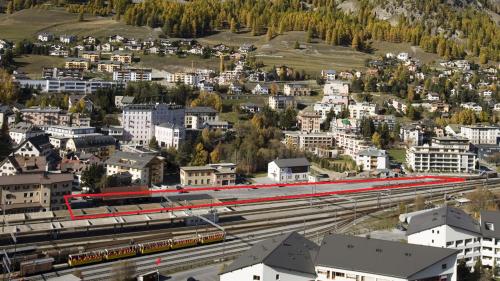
[
  {"x1": 137, "y1": 54, "x2": 219, "y2": 72},
  {"x1": 0, "y1": 8, "x2": 159, "y2": 41},
  {"x1": 388, "y1": 148, "x2": 407, "y2": 163},
  {"x1": 15, "y1": 54, "x2": 65, "y2": 78}
]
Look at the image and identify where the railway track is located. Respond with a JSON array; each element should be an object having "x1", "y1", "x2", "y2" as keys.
[
  {"x1": 3, "y1": 179, "x2": 497, "y2": 252},
  {"x1": 17, "y1": 178, "x2": 499, "y2": 280}
]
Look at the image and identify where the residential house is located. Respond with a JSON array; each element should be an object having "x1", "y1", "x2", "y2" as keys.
[
  {"x1": 356, "y1": 147, "x2": 389, "y2": 171},
  {"x1": 268, "y1": 95, "x2": 295, "y2": 110},
  {"x1": 154, "y1": 122, "x2": 184, "y2": 149},
  {"x1": 185, "y1": 107, "x2": 218, "y2": 130},
  {"x1": 267, "y1": 157, "x2": 310, "y2": 183},
  {"x1": 0, "y1": 173, "x2": 73, "y2": 213},
  {"x1": 220, "y1": 232, "x2": 318, "y2": 281},
  {"x1": 9, "y1": 122, "x2": 45, "y2": 145},
  {"x1": 284, "y1": 83, "x2": 311, "y2": 96},
  {"x1": 64, "y1": 58, "x2": 90, "y2": 70},
  {"x1": 105, "y1": 151, "x2": 164, "y2": 186}
]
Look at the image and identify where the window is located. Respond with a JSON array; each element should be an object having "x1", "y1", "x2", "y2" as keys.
[
  {"x1": 485, "y1": 222, "x2": 495, "y2": 231},
  {"x1": 275, "y1": 274, "x2": 279, "y2": 280},
  {"x1": 442, "y1": 264, "x2": 447, "y2": 269},
  {"x1": 253, "y1": 276, "x2": 260, "y2": 281}
]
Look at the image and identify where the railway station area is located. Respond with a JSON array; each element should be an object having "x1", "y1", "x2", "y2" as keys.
[{"x1": 0, "y1": 176, "x2": 463, "y2": 238}]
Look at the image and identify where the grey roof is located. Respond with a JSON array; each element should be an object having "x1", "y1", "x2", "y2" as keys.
[
  {"x1": 156, "y1": 122, "x2": 182, "y2": 129},
  {"x1": 316, "y1": 234, "x2": 458, "y2": 279},
  {"x1": 221, "y1": 232, "x2": 318, "y2": 276},
  {"x1": 0, "y1": 173, "x2": 74, "y2": 186},
  {"x1": 480, "y1": 211, "x2": 500, "y2": 239},
  {"x1": 121, "y1": 96, "x2": 135, "y2": 104},
  {"x1": 272, "y1": 157, "x2": 310, "y2": 168},
  {"x1": 71, "y1": 135, "x2": 116, "y2": 149},
  {"x1": 185, "y1": 106, "x2": 217, "y2": 114},
  {"x1": 9, "y1": 122, "x2": 42, "y2": 133},
  {"x1": 358, "y1": 147, "x2": 386, "y2": 157},
  {"x1": 105, "y1": 151, "x2": 158, "y2": 169},
  {"x1": 406, "y1": 206, "x2": 480, "y2": 235}
]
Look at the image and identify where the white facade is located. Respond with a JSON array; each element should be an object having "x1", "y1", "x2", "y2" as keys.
[
  {"x1": 221, "y1": 263, "x2": 313, "y2": 281},
  {"x1": 113, "y1": 69, "x2": 152, "y2": 82},
  {"x1": 17, "y1": 79, "x2": 120, "y2": 94},
  {"x1": 348, "y1": 103, "x2": 377, "y2": 119},
  {"x1": 268, "y1": 95, "x2": 295, "y2": 110},
  {"x1": 9, "y1": 129, "x2": 45, "y2": 145},
  {"x1": 409, "y1": 225, "x2": 481, "y2": 268},
  {"x1": 460, "y1": 103, "x2": 482, "y2": 112},
  {"x1": 267, "y1": 159, "x2": 310, "y2": 183},
  {"x1": 316, "y1": 254, "x2": 457, "y2": 281},
  {"x1": 122, "y1": 104, "x2": 184, "y2": 144},
  {"x1": 406, "y1": 137, "x2": 477, "y2": 173},
  {"x1": 322, "y1": 81, "x2": 349, "y2": 105},
  {"x1": 313, "y1": 103, "x2": 343, "y2": 122},
  {"x1": 356, "y1": 148, "x2": 389, "y2": 171},
  {"x1": 154, "y1": 123, "x2": 184, "y2": 149},
  {"x1": 460, "y1": 125, "x2": 499, "y2": 145},
  {"x1": 165, "y1": 72, "x2": 200, "y2": 86}
]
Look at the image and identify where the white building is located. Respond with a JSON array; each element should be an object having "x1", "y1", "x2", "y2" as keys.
[
  {"x1": 252, "y1": 84, "x2": 269, "y2": 95},
  {"x1": 37, "y1": 32, "x2": 53, "y2": 42},
  {"x1": 406, "y1": 137, "x2": 477, "y2": 173},
  {"x1": 313, "y1": 103, "x2": 343, "y2": 122},
  {"x1": 322, "y1": 81, "x2": 349, "y2": 105},
  {"x1": 154, "y1": 123, "x2": 184, "y2": 149},
  {"x1": 348, "y1": 102, "x2": 377, "y2": 119},
  {"x1": 397, "y1": 52, "x2": 410, "y2": 61},
  {"x1": 460, "y1": 125, "x2": 499, "y2": 145},
  {"x1": 43, "y1": 125, "x2": 98, "y2": 138},
  {"x1": 105, "y1": 151, "x2": 164, "y2": 186},
  {"x1": 185, "y1": 107, "x2": 219, "y2": 130},
  {"x1": 407, "y1": 206, "x2": 482, "y2": 268},
  {"x1": 479, "y1": 211, "x2": 500, "y2": 272},
  {"x1": 356, "y1": 147, "x2": 389, "y2": 171},
  {"x1": 220, "y1": 232, "x2": 318, "y2": 281},
  {"x1": 9, "y1": 122, "x2": 45, "y2": 145},
  {"x1": 268, "y1": 95, "x2": 295, "y2": 110},
  {"x1": 460, "y1": 102, "x2": 482, "y2": 112},
  {"x1": 316, "y1": 234, "x2": 458, "y2": 281},
  {"x1": 165, "y1": 72, "x2": 200, "y2": 86},
  {"x1": 17, "y1": 79, "x2": 120, "y2": 94},
  {"x1": 113, "y1": 68, "x2": 152, "y2": 82},
  {"x1": 407, "y1": 207, "x2": 500, "y2": 273},
  {"x1": 333, "y1": 131, "x2": 370, "y2": 158},
  {"x1": 400, "y1": 126, "x2": 425, "y2": 147},
  {"x1": 267, "y1": 158, "x2": 310, "y2": 183},
  {"x1": 122, "y1": 103, "x2": 185, "y2": 144},
  {"x1": 321, "y1": 70, "x2": 337, "y2": 81}
]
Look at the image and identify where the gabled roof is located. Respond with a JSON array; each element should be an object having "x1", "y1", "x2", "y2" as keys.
[
  {"x1": 0, "y1": 155, "x2": 48, "y2": 173},
  {"x1": 221, "y1": 232, "x2": 318, "y2": 276},
  {"x1": 316, "y1": 234, "x2": 458, "y2": 279},
  {"x1": 16, "y1": 135, "x2": 52, "y2": 153},
  {"x1": 480, "y1": 210, "x2": 500, "y2": 239},
  {"x1": 406, "y1": 206, "x2": 480, "y2": 235},
  {"x1": 272, "y1": 157, "x2": 310, "y2": 168}
]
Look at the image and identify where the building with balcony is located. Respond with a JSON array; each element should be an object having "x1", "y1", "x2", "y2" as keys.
[
  {"x1": 356, "y1": 147, "x2": 389, "y2": 171},
  {"x1": 406, "y1": 137, "x2": 477, "y2": 173},
  {"x1": 460, "y1": 125, "x2": 499, "y2": 145},
  {"x1": 64, "y1": 58, "x2": 90, "y2": 70},
  {"x1": 268, "y1": 95, "x2": 295, "y2": 111}
]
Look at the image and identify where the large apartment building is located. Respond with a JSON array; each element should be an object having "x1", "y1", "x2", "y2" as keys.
[
  {"x1": 348, "y1": 102, "x2": 378, "y2": 119},
  {"x1": 297, "y1": 109, "x2": 322, "y2": 133},
  {"x1": 17, "y1": 79, "x2": 120, "y2": 94},
  {"x1": 268, "y1": 95, "x2": 295, "y2": 110},
  {"x1": 122, "y1": 103, "x2": 184, "y2": 144},
  {"x1": 113, "y1": 68, "x2": 152, "y2": 82},
  {"x1": 406, "y1": 137, "x2": 477, "y2": 173},
  {"x1": 284, "y1": 132, "x2": 334, "y2": 151},
  {"x1": 184, "y1": 107, "x2": 219, "y2": 129},
  {"x1": 20, "y1": 107, "x2": 90, "y2": 127},
  {"x1": 460, "y1": 125, "x2": 499, "y2": 145},
  {"x1": 0, "y1": 173, "x2": 73, "y2": 213},
  {"x1": 283, "y1": 83, "x2": 311, "y2": 96}
]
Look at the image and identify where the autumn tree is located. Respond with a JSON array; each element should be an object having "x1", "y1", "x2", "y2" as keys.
[
  {"x1": 191, "y1": 143, "x2": 209, "y2": 166},
  {"x1": 191, "y1": 92, "x2": 222, "y2": 112},
  {"x1": 0, "y1": 69, "x2": 17, "y2": 104}
]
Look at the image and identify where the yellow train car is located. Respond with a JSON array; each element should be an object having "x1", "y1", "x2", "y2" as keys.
[
  {"x1": 201, "y1": 233, "x2": 225, "y2": 244},
  {"x1": 170, "y1": 236, "x2": 199, "y2": 250},
  {"x1": 104, "y1": 246, "x2": 138, "y2": 260},
  {"x1": 68, "y1": 252, "x2": 104, "y2": 267},
  {"x1": 139, "y1": 240, "x2": 172, "y2": 255}
]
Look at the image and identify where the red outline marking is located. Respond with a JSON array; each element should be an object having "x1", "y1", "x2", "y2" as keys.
[{"x1": 64, "y1": 176, "x2": 465, "y2": 220}]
